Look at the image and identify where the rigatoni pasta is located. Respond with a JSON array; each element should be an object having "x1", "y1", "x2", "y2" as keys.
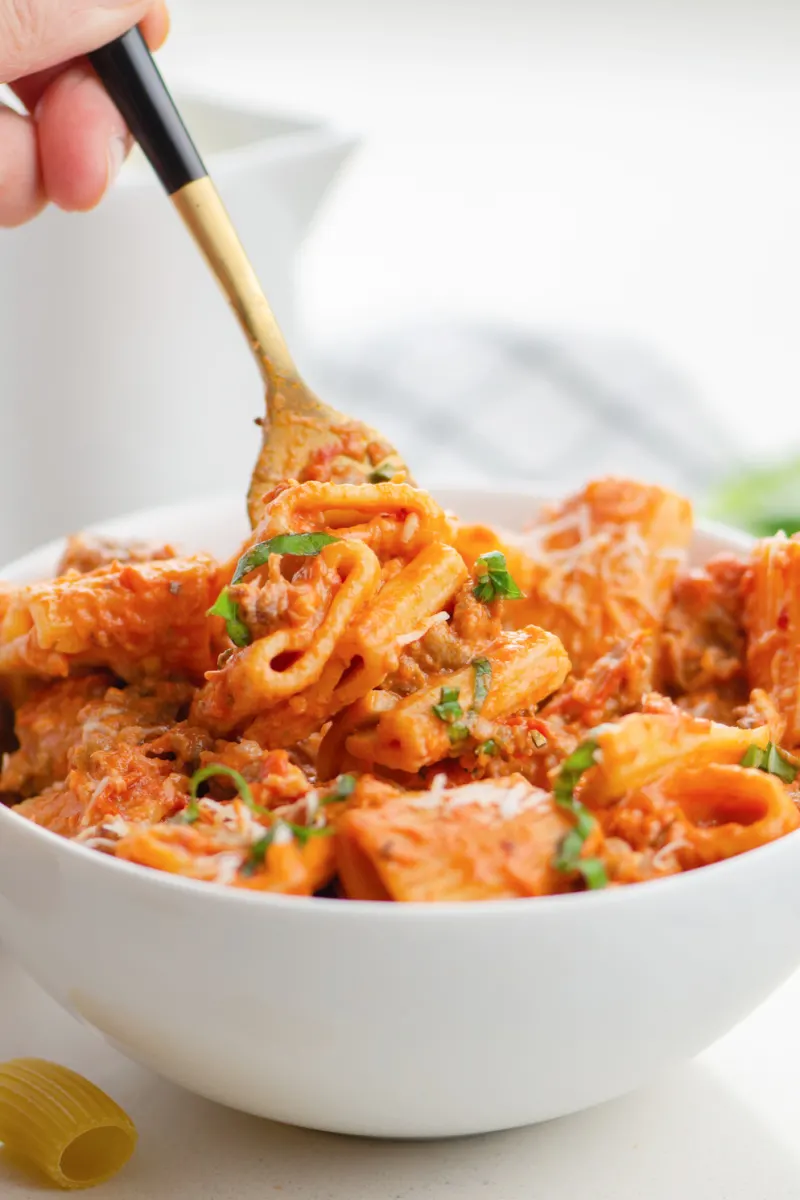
[
  {"x1": 1, "y1": 472, "x2": 799, "y2": 899},
  {"x1": 0, "y1": 1058, "x2": 137, "y2": 1190}
]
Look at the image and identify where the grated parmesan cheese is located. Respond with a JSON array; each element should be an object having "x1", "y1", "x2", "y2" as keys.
[
  {"x1": 401, "y1": 513, "x2": 420, "y2": 544},
  {"x1": 272, "y1": 822, "x2": 294, "y2": 846},
  {"x1": 396, "y1": 610, "x2": 450, "y2": 648},
  {"x1": 214, "y1": 853, "x2": 244, "y2": 885},
  {"x1": 305, "y1": 791, "x2": 320, "y2": 821},
  {"x1": 411, "y1": 777, "x2": 548, "y2": 818},
  {"x1": 652, "y1": 838, "x2": 693, "y2": 870}
]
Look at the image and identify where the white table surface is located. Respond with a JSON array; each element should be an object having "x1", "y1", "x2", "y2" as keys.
[{"x1": 3, "y1": 944, "x2": 800, "y2": 1198}]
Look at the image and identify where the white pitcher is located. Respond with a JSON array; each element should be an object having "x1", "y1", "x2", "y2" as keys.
[{"x1": 0, "y1": 95, "x2": 357, "y2": 562}]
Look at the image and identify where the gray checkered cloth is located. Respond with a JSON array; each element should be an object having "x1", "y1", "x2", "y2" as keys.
[{"x1": 306, "y1": 323, "x2": 733, "y2": 499}]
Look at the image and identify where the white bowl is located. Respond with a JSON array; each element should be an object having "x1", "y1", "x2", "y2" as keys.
[{"x1": 1, "y1": 488, "x2": 799, "y2": 1140}]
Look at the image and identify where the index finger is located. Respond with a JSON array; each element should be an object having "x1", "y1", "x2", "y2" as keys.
[
  {"x1": 10, "y1": 4, "x2": 171, "y2": 115},
  {"x1": 0, "y1": 0, "x2": 166, "y2": 84}
]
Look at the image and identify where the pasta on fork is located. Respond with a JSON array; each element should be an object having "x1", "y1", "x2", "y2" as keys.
[{"x1": 1, "y1": 473, "x2": 799, "y2": 899}]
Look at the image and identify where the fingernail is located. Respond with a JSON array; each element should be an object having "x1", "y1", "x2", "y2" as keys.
[{"x1": 106, "y1": 136, "x2": 126, "y2": 189}]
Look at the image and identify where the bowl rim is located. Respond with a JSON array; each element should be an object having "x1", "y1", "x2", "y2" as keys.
[{"x1": 2, "y1": 485, "x2": 784, "y2": 922}]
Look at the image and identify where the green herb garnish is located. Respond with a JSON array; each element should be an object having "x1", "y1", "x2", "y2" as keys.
[
  {"x1": 232, "y1": 532, "x2": 341, "y2": 584},
  {"x1": 179, "y1": 763, "x2": 261, "y2": 824},
  {"x1": 243, "y1": 819, "x2": 334, "y2": 875},
  {"x1": 368, "y1": 462, "x2": 399, "y2": 483},
  {"x1": 472, "y1": 658, "x2": 492, "y2": 711},
  {"x1": 322, "y1": 774, "x2": 357, "y2": 804},
  {"x1": 207, "y1": 588, "x2": 251, "y2": 648},
  {"x1": 243, "y1": 824, "x2": 283, "y2": 874},
  {"x1": 552, "y1": 738, "x2": 608, "y2": 890},
  {"x1": 741, "y1": 741, "x2": 799, "y2": 784},
  {"x1": 472, "y1": 551, "x2": 523, "y2": 604},
  {"x1": 433, "y1": 686, "x2": 472, "y2": 747},
  {"x1": 478, "y1": 739, "x2": 499, "y2": 757},
  {"x1": 243, "y1": 820, "x2": 334, "y2": 875},
  {"x1": 707, "y1": 458, "x2": 800, "y2": 538},
  {"x1": 432, "y1": 686, "x2": 464, "y2": 724}
]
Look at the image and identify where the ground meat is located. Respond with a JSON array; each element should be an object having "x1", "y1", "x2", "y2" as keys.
[
  {"x1": 660, "y1": 554, "x2": 748, "y2": 700},
  {"x1": 57, "y1": 535, "x2": 178, "y2": 575}
]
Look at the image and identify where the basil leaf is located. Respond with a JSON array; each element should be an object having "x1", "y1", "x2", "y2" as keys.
[
  {"x1": 243, "y1": 820, "x2": 334, "y2": 875},
  {"x1": 478, "y1": 739, "x2": 498, "y2": 757},
  {"x1": 368, "y1": 462, "x2": 399, "y2": 483},
  {"x1": 707, "y1": 458, "x2": 800, "y2": 538},
  {"x1": 741, "y1": 741, "x2": 798, "y2": 783},
  {"x1": 448, "y1": 723, "x2": 470, "y2": 744},
  {"x1": 207, "y1": 588, "x2": 250, "y2": 648},
  {"x1": 322, "y1": 774, "x2": 357, "y2": 804},
  {"x1": 741, "y1": 744, "x2": 764, "y2": 770},
  {"x1": 576, "y1": 858, "x2": 609, "y2": 890},
  {"x1": 243, "y1": 824, "x2": 282, "y2": 876},
  {"x1": 472, "y1": 551, "x2": 523, "y2": 604},
  {"x1": 472, "y1": 658, "x2": 492, "y2": 711},
  {"x1": 187, "y1": 763, "x2": 267, "y2": 817},
  {"x1": 289, "y1": 822, "x2": 335, "y2": 846},
  {"x1": 432, "y1": 686, "x2": 464, "y2": 724},
  {"x1": 551, "y1": 738, "x2": 608, "y2": 889},
  {"x1": 553, "y1": 739, "x2": 600, "y2": 805},
  {"x1": 232, "y1": 532, "x2": 341, "y2": 584}
]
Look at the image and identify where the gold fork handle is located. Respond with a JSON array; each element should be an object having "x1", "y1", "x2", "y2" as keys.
[
  {"x1": 171, "y1": 178, "x2": 297, "y2": 385},
  {"x1": 89, "y1": 28, "x2": 298, "y2": 389}
]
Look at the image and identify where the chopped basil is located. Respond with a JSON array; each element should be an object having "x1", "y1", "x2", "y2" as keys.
[
  {"x1": 433, "y1": 686, "x2": 473, "y2": 748},
  {"x1": 207, "y1": 588, "x2": 250, "y2": 648},
  {"x1": 478, "y1": 739, "x2": 499, "y2": 757},
  {"x1": 472, "y1": 658, "x2": 492, "y2": 712},
  {"x1": 741, "y1": 741, "x2": 798, "y2": 784},
  {"x1": 288, "y1": 822, "x2": 335, "y2": 846},
  {"x1": 575, "y1": 858, "x2": 609, "y2": 890},
  {"x1": 242, "y1": 825, "x2": 283, "y2": 883},
  {"x1": 231, "y1": 532, "x2": 341, "y2": 584},
  {"x1": 432, "y1": 686, "x2": 464, "y2": 724},
  {"x1": 243, "y1": 824, "x2": 281, "y2": 874},
  {"x1": 368, "y1": 462, "x2": 398, "y2": 483},
  {"x1": 174, "y1": 803, "x2": 200, "y2": 825},
  {"x1": 186, "y1": 763, "x2": 266, "y2": 818},
  {"x1": 243, "y1": 820, "x2": 334, "y2": 876},
  {"x1": 322, "y1": 774, "x2": 357, "y2": 804},
  {"x1": 472, "y1": 551, "x2": 523, "y2": 604},
  {"x1": 552, "y1": 738, "x2": 608, "y2": 890}
]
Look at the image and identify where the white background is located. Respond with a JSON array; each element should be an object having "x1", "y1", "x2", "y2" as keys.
[{"x1": 162, "y1": 0, "x2": 800, "y2": 458}]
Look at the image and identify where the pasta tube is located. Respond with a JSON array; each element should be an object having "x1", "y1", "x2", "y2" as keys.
[
  {"x1": 654, "y1": 763, "x2": 800, "y2": 863},
  {"x1": 336, "y1": 777, "x2": 586, "y2": 900},
  {"x1": 0, "y1": 1058, "x2": 137, "y2": 1190},
  {"x1": 581, "y1": 711, "x2": 770, "y2": 807},
  {"x1": 330, "y1": 542, "x2": 469, "y2": 709},
  {"x1": 347, "y1": 626, "x2": 570, "y2": 773},
  {"x1": 513, "y1": 478, "x2": 692, "y2": 673},
  {"x1": 193, "y1": 540, "x2": 381, "y2": 735},
  {"x1": 235, "y1": 480, "x2": 455, "y2": 569},
  {"x1": 0, "y1": 556, "x2": 222, "y2": 683},
  {"x1": 114, "y1": 821, "x2": 336, "y2": 894},
  {"x1": 745, "y1": 534, "x2": 800, "y2": 747}
]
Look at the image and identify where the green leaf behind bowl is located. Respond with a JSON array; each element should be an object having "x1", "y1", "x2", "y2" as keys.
[{"x1": 706, "y1": 458, "x2": 800, "y2": 537}]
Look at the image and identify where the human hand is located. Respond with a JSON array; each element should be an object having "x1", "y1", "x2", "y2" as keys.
[{"x1": 0, "y1": 0, "x2": 170, "y2": 226}]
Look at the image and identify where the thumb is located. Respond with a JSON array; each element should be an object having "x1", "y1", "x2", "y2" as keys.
[{"x1": 0, "y1": 0, "x2": 158, "y2": 83}]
